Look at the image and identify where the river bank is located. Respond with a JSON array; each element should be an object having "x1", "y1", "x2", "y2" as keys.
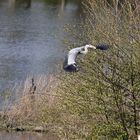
[
  {"x1": 0, "y1": 75, "x2": 61, "y2": 139},
  {"x1": 0, "y1": 131, "x2": 59, "y2": 140}
]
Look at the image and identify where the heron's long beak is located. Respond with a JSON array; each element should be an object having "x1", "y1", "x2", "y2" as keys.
[{"x1": 88, "y1": 45, "x2": 96, "y2": 49}]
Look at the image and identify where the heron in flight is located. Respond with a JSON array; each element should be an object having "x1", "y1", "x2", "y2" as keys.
[{"x1": 63, "y1": 44, "x2": 109, "y2": 72}]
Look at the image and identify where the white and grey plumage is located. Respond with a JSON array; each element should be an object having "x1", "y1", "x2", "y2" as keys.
[
  {"x1": 63, "y1": 44, "x2": 110, "y2": 72},
  {"x1": 63, "y1": 44, "x2": 96, "y2": 72}
]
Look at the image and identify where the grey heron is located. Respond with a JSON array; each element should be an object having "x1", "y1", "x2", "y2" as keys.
[{"x1": 63, "y1": 44, "x2": 110, "y2": 72}]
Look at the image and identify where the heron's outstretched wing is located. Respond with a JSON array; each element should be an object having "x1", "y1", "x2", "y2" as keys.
[
  {"x1": 63, "y1": 64, "x2": 79, "y2": 72},
  {"x1": 96, "y1": 44, "x2": 110, "y2": 50}
]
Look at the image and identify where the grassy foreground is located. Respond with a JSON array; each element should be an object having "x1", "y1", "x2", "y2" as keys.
[{"x1": 0, "y1": 0, "x2": 140, "y2": 139}]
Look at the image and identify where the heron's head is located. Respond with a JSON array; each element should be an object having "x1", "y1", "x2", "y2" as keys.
[{"x1": 85, "y1": 44, "x2": 96, "y2": 49}]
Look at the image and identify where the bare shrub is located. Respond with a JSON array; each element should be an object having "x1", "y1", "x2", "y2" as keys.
[{"x1": 56, "y1": 0, "x2": 140, "y2": 139}]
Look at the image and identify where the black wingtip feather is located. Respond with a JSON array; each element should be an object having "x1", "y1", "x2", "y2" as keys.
[{"x1": 96, "y1": 44, "x2": 110, "y2": 50}]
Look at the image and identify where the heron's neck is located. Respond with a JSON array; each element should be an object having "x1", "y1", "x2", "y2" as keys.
[{"x1": 84, "y1": 46, "x2": 89, "y2": 53}]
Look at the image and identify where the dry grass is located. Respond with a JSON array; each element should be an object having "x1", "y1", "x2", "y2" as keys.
[{"x1": 0, "y1": 74, "x2": 60, "y2": 130}]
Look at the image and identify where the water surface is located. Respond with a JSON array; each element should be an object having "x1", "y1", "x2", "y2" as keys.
[{"x1": 0, "y1": 0, "x2": 84, "y2": 90}]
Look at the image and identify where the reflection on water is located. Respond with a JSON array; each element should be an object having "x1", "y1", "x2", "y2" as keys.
[
  {"x1": 8, "y1": 0, "x2": 82, "y2": 12},
  {"x1": 0, "y1": 0, "x2": 84, "y2": 90},
  {"x1": 9, "y1": 0, "x2": 31, "y2": 9}
]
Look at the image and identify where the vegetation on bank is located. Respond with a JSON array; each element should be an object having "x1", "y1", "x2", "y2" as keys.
[{"x1": 0, "y1": 0, "x2": 139, "y2": 140}]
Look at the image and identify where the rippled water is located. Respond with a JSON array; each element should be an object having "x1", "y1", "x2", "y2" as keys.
[{"x1": 0, "y1": 0, "x2": 83, "y2": 90}]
